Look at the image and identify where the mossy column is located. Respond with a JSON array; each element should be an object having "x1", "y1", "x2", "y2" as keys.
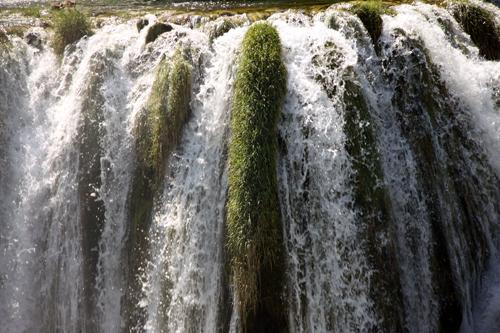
[
  {"x1": 226, "y1": 23, "x2": 287, "y2": 332},
  {"x1": 124, "y1": 49, "x2": 192, "y2": 330},
  {"x1": 351, "y1": 1, "x2": 383, "y2": 45}
]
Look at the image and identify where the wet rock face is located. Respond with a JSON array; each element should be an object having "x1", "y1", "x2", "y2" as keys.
[
  {"x1": 352, "y1": 2, "x2": 383, "y2": 45},
  {"x1": 25, "y1": 32, "x2": 42, "y2": 49},
  {"x1": 145, "y1": 23, "x2": 173, "y2": 44},
  {"x1": 136, "y1": 18, "x2": 149, "y2": 32},
  {"x1": 453, "y1": 4, "x2": 500, "y2": 61},
  {"x1": 226, "y1": 22, "x2": 288, "y2": 333},
  {"x1": 381, "y1": 30, "x2": 500, "y2": 332}
]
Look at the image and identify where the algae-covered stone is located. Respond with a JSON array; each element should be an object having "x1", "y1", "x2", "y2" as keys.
[
  {"x1": 351, "y1": 1, "x2": 383, "y2": 44},
  {"x1": 343, "y1": 79, "x2": 404, "y2": 332},
  {"x1": 312, "y1": 39, "x2": 403, "y2": 332},
  {"x1": 145, "y1": 22, "x2": 173, "y2": 44},
  {"x1": 51, "y1": 8, "x2": 93, "y2": 56},
  {"x1": 123, "y1": 47, "x2": 192, "y2": 330},
  {"x1": 381, "y1": 30, "x2": 500, "y2": 332},
  {"x1": 453, "y1": 4, "x2": 500, "y2": 60},
  {"x1": 226, "y1": 22, "x2": 287, "y2": 332}
]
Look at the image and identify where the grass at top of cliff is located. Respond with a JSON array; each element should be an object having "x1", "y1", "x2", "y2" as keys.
[
  {"x1": 51, "y1": 8, "x2": 93, "y2": 56},
  {"x1": 452, "y1": 3, "x2": 500, "y2": 61},
  {"x1": 350, "y1": 1, "x2": 384, "y2": 43},
  {"x1": 226, "y1": 22, "x2": 287, "y2": 329}
]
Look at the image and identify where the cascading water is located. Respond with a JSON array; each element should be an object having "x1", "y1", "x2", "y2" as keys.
[{"x1": 0, "y1": 1, "x2": 499, "y2": 332}]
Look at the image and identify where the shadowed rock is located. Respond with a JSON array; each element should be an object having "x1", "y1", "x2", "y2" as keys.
[{"x1": 145, "y1": 23, "x2": 173, "y2": 44}]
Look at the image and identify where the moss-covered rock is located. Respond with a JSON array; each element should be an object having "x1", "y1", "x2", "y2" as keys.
[
  {"x1": 123, "y1": 47, "x2": 192, "y2": 330},
  {"x1": 51, "y1": 8, "x2": 93, "y2": 56},
  {"x1": 226, "y1": 22, "x2": 287, "y2": 332},
  {"x1": 453, "y1": 4, "x2": 500, "y2": 60},
  {"x1": 343, "y1": 78, "x2": 404, "y2": 332},
  {"x1": 145, "y1": 22, "x2": 173, "y2": 44},
  {"x1": 351, "y1": 1, "x2": 383, "y2": 44},
  {"x1": 381, "y1": 30, "x2": 500, "y2": 332},
  {"x1": 312, "y1": 40, "x2": 404, "y2": 330}
]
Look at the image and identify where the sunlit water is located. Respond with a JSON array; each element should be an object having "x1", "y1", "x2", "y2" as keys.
[{"x1": 1, "y1": 2, "x2": 499, "y2": 332}]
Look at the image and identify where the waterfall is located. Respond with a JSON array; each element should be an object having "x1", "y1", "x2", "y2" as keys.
[{"x1": 1, "y1": 1, "x2": 499, "y2": 332}]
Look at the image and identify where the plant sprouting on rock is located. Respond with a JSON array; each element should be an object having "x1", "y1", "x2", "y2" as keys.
[
  {"x1": 124, "y1": 47, "x2": 192, "y2": 330},
  {"x1": 351, "y1": 1, "x2": 383, "y2": 44},
  {"x1": 51, "y1": 8, "x2": 92, "y2": 56},
  {"x1": 226, "y1": 22, "x2": 287, "y2": 332},
  {"x1": 453, "y1": 3, "x2": 500, "y2": 61}
]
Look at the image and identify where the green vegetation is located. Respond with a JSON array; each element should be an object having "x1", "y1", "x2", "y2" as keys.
[
  {"x1": 4, "y1": 25, "x2": 28, "y2": 38},
  {"x1": 226, "y1": 22, "x2": 287, "y2": 331},
  {"x1": 351, "y1": 1, "x2": 384, "y2": 44},
  {"x1": 124, "y1": 47, "x2": 192, "y2": 329},
  {"x1": 19, "y1": 6, "x2": 41, "y2": 18},
  {"x1": 135, "y1": 49, "x2": 191, "y2": 188},
  {"x1": 51, "y1": 8, "x2": 93, "y2": 56},
  {"x1": 311, "y1": 40, "x2": 404, "y2": 331},
  {"x1": 343, "y1": 79, "x2": 404, "y2": 332},
  {"x1": 453, "y1": 3, "x2": 500, "y2": 60}
]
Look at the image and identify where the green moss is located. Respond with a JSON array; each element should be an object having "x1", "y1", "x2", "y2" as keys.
[
  {"x1": 343, "y1": 79, "x2": 404, "y2": 332},
  {"x1": 5, "y1": 25, "x2": 28, "y2": 38},
  {"x1": 351, "y1": 1, "x2": 384, "y2": 44},
  {"x1": 226, "y1": 22, "x2": 287, "y2": 331},
  {"x1": 124, "y1": 47, "x2": 192, "y2": 330},
  {"x1": 51, "y1": 8, "x2": 93, "y2": 56},
  {"x1": 311, "y1": 39, "x2": 404, "y2": 330},
  {"x1": 19, "y1": 6, "x2": 42, "y2": 18},
  {"x1": 453, "y1": 4, "x2": 500, "y2": 60},
  {"x1": 135, "y1": 49, "x2": 192, "y2": 188}
]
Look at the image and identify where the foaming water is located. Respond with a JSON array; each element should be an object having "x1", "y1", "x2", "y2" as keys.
[
  {"x1": 386, "y1": 3, "x2": 500, "y2": 176},
  {"x1": 143, "y1": 26, "x2": 244, "y2": 333},
  {"x1": 273, "y1": 14, "x2": 376, "y2": 332},
  {"x1": 1, "y1": 2, "x2": 500, "y2": 332}
]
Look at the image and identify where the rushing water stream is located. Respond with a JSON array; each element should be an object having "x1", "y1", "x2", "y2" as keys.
[{"x1": 1, "y1": 1, "x2": 499, "y2": 332}]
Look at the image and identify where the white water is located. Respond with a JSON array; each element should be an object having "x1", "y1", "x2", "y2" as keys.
[
  {"x1": 1, "y1": 2, "x2": 500, "y2": 332},
  {"x1": 143, "y1": 26, "x2": 243, "y2": 333},
  {"x1": 272, "y1": 12, "x2": 376, "y2": 332}
]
